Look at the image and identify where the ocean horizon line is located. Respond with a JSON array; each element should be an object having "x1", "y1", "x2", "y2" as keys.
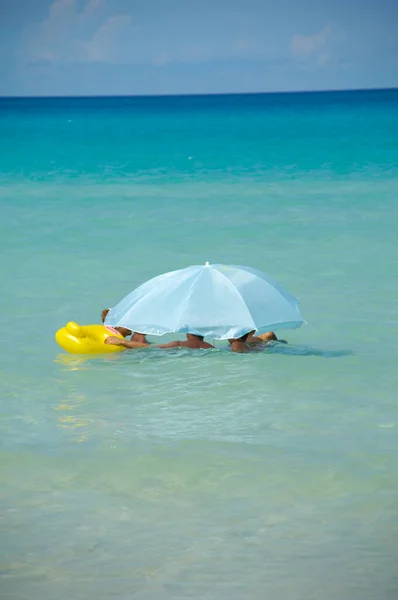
[{"x1": 0, "y1": 85, "x2": 397, "y2": 101}]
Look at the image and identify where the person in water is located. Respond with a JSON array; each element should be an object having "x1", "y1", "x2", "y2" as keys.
[
  {"x1": 105, "y1": 332, "x2": 214, "y2": 350},
  {"x1": 228, "y1": 332, "x2": 251, "y2": 353},
  {"x1": 157, "y1": 333, "x2": 214, "y2": 350},
  {"x1": 229, "y1": 330, "x2": 287, "y2": 353},
  {"x1": 101, "y1": 308, "x2": 149, "y2": 346},
  {"x1": 247, "y1": 331, "x2": 287, "y2": 345}
]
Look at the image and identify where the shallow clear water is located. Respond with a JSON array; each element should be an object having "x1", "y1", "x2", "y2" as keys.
[{"x1": 1, "y1": 90, "x2": 398, "y2": 599}]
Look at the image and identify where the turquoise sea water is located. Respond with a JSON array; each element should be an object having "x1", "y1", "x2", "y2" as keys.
[{"x1": 1, "y1": 89, "x2": 398, "y2": 599}]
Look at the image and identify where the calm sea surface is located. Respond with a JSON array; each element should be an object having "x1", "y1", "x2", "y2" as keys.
[{"x1": 1, "y1": 89, "x2": 398, "y2": 599}]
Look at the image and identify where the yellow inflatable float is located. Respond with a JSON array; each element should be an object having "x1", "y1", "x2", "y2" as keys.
[{"x1": 55, "y1": 322, "x2": 126, "y2": 355}]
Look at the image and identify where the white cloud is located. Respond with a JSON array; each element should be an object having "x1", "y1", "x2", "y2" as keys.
[
  {"x1": 22, "y1": 1, "x2": 284, "y2": 69},
  {"x1": 85, "y1": 0, "x2": 104, "y2": 15},
  {"x1": 83, "y1": 15, "x2": 135, "y2": 63},
  {"x1": 22, "y1": 0, "x2": 135, "y2": 65},
  {"x1": 48, "y1": 0, "x2": 76, "y2": 21},
  {"x1": 291, "y1": 25, "x2": 334, "y2": 66},
  {"x1": 152, "y1": 51, "x2": 170, "y2": 67}
]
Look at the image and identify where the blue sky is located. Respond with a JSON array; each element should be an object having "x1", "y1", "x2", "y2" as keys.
[{"x1": 0, "y1": 0, "x2": 397, "y2": 96}]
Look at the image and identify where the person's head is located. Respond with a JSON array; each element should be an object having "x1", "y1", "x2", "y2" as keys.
[
  {"x1": 237, "y1": 333, "x2": 250, "y2": 343},
  {"x1": 132, "y1": 331, "x2": 147, "y2": 340},
  {"x1": 228, "y1": 332, "x2": 250, "y2": 344},
  {"x1": 117, "y1": 326, "x2": 133, "y2": 337},
  {"x1": 102, "y1": 308, "x2": 132, "y2": 337},
  {"x1": 187, "y1": 333, "x2": 204, "y2": 341}
]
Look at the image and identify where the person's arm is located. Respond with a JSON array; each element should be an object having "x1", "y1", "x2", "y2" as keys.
[
  {"x1": 155, "y1": 340, "x2": 182, "y2": 349},
  {"x1": 247, "y1": 335, "x2": 264, "y2": 346},
  {"x1": 257, "y1": 332, "x2": 278, "y2": 342},
  {"x1": 105, "y1": 336, "x2": 148, "y2": 348}
]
